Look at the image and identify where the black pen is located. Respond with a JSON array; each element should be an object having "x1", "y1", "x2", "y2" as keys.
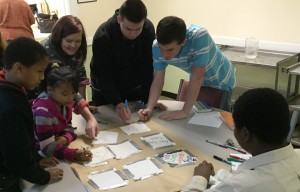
[
  {"x1": 213, "y1": 155, "x2": 232, "y2": 165},
  {"x1": 206, "y1": 140, "x2": 227, "y2": 148}
]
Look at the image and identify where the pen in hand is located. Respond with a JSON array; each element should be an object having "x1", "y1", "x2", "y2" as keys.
[
  {"x1": 141, "y1": 101, "x2": 145, "y2": 110},
  {"x1": 122, "y1": 99, "x2": 131, "y2": 122},
  {"x1": 139, "y1": 101, "x2": 150, "y2": 122},
  {"x1": 140, "y1": 101, "x2": 146, "y2": 114},
  {"x1": 81, "y1": 146, "x2": 92, "y2": 156}
]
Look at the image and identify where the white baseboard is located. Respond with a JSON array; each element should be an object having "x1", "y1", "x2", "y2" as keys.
[{"x1": 213, "y1": 36, "x2": 300, "y2": 53}]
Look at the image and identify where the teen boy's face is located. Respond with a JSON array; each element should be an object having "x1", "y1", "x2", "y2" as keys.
[
  {"x1": 47, "y1": 82, "x2": 76, "y2": 107},
  {"x1": 117, "y1": 16, "x2": 144, "y2": 40},
  {"x1": 158, "y1": 40, "x2": 186, "y2": 60},
  {"x1": 18, "y1": 57, "x2": 48, "y2": 90},
  {"x1": 61, "y1": 31, "x2": 82, "y2": 56}
]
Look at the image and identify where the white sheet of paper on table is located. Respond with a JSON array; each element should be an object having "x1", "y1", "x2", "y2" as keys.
[
  {"x1": 120, "y1": 123, "x2": 151, "y2": 135},
  {"x1": 123, "y1": 157, "x2": 163, "y2": 180},
  {"x1": 188, "y1": 112, "x2": 222, "y2": 128},
  {"x1": 108, "y1": 140, "x2": 141, "y2": 159},
  {"x1": 92, "y1": 131, "x2": 118, "y2": 144},
  {"x1": 84, "y1": 146, "x2": 115, "y2": 167},
  {"x1": 88, "y1": 168, "x2": 128, "y2": 190},
  {"x1": 141, "y1": 133, "x2": 176, "y2": 149}
]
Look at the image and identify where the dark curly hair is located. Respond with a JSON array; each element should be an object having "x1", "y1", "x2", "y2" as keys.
[{"x1": 233, "y1": 88, "x2": 290, "y2": 145}]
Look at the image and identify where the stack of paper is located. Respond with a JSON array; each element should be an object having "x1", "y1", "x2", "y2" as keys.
[
  {"x1": 193, "y1": 101, "x2": 213, "y2": 113},
  {"x1": 219, "y1": 112, "x2": 235, "y2": 130}
]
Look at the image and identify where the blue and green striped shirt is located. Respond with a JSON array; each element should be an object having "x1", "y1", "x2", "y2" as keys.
[{"x1": 153, "y1": 24, "x2": 236, "y2": 91}]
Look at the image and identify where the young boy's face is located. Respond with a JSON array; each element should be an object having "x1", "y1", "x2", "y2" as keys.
[
  {"x1": 18, "y1": 57, "x2": 48, "y2": 90},
  {"x1": 158, "y1": 40, "x2": 186, "y2": 60},
  {"x1": 47, "y1": 82, "x2": 76, "y2": 107},
  {"x1": 117, "y1": 16, "x2": 144, "y2": 40}
]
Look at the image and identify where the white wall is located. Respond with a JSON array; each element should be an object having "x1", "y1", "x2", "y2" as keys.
[
  {"x1": 67, "y1": 0, "x2": 300, "y2": 98},
  {"x1": 70, "y1": 0, "x2": 300, "y2": 52}
]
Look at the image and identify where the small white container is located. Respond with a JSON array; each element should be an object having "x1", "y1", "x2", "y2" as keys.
[{"x1": 245, "y1": 37, "x2": 259, "y2": 59}]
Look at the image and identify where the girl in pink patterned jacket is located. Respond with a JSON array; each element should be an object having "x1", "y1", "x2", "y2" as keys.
[{"x1": 32, "y1": 65, "x2": 92, "y2": 161}]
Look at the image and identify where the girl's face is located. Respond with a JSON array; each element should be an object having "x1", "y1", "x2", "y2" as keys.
[
  {"x1": 47, "y1": 82, "x2": 76, "y2": 107},
  {"x1": 61, "y1": 31, "x2": 82, "y2": 56}
]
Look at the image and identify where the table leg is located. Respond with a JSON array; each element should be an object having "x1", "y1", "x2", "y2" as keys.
[
  {"x1": 294, "y1": 75, "x2": 300, "y2": 96},
  {"x1": 275, "y1": 66, "x2": 279, "y2": 91},
  {"x1": 287, "y1": 74, "x2": 292, "y2": 99}
]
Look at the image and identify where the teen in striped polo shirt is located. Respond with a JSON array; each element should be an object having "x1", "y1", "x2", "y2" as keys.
[{"x1": 139, "y1": 16, "x2": 236, "y2": 121}]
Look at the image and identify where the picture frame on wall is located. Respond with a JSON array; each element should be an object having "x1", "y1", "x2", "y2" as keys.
[{"x1": 77, "y1": 0, "x2": 97, "y2": 4}]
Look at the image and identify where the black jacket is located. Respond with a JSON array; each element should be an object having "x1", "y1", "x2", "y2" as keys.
[
  {"x1": 0, "y1": 81, "x2": 50, "y2": 188},
  {"x1": 90, "y1": 9, "x2": 155, "y2": 106}
]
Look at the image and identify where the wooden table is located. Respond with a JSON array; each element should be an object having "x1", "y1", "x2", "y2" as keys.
[{"x1": 69, "y1": 100, "x2": 232, "y2": 192}]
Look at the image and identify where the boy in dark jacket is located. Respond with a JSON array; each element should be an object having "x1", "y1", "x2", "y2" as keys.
[{"x1": 0, "y1": 37, "x2": 63, "y2": 191}]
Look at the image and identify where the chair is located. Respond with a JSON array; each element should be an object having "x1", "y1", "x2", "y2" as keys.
[
  {"x1": 176, "y1": 79, "x2": 224, "y2": 109},
  {"x1": 287, "y1": 106, "x2": 300, "y2": 143}
]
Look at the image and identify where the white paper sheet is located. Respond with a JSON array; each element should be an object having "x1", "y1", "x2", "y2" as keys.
[
  {"x1": 141, "y1": 133, "x2": 176, "y2": 149},
  {"x1": 123, "y1": 157, "x2": 163, "y2": 180},
  {"x1": 92, "y1": 131, "x2": 118, "y2": 144},
  {"x1": 120, "y1": 123, "x2": 151, "y2": 135},
  {"x1": 88, "y1": 168, "x2": 128, "y2": 190},
  {"x1": 188, "y1": 112, "x2": 222, "y2": 128},
  {"x1": 84, "y1": 146, "x2": 114, "y2": 167},
  {"x1": 108, "y1": 140, "x2": 141, "y2": 159}
]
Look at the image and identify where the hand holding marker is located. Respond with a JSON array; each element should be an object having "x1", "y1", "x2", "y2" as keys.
[{"x1": 123, "y1": 99, "x2": 131, "y2": 122}]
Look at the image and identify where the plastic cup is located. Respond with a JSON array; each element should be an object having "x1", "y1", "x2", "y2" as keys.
[{"x1": 245, "y1": 37, "x2": 259, "y2": 59}]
